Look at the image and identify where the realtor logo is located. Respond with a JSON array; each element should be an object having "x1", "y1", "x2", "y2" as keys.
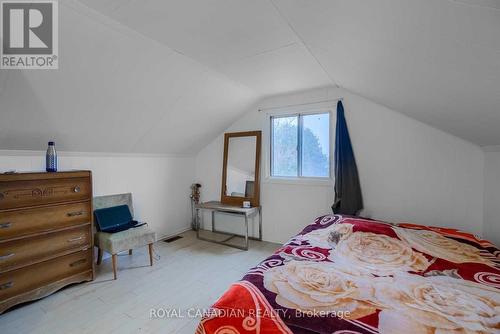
[{"x1": 1, "y1": 0, "x2": 58, "y2": 69}]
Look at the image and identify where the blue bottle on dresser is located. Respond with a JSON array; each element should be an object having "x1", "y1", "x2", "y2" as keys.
[{"x1": 46, "y1": 141, "x2": 57, "y2": 172}]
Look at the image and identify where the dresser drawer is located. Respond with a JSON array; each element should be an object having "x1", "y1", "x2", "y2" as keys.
[
  {"x1": 0, "y1": 177, "x2": 91, "y2": 210},
  {"x1": 0, "y1": 226, "x2": 91, "y2": 272},
  {"x1": 0, "y1": 202, "x2": 91, "y2": 241},
  {"x1": 0, "y1": 249, "x2": 92, "y2": 301}
]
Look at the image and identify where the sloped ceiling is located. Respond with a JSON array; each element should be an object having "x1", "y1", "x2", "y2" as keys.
[
  {"x1": 1, "y1": 0, "x2": 499, "y2": 153},
  {"x1": 272, "y1": 0, "x2": 500, "y2": 146},
  {"x1": 0, "y1": 0, "x2": 259, "y2": 154}
]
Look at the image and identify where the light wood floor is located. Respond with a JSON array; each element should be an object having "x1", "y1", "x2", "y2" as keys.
[{"x1": 0, "y1": 231, "x2": 279, "y2": 334}]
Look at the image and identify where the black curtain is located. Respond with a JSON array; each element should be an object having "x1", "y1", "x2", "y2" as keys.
[{"x1": 332, "y1": 101, "x2": 363, "y2": 215}]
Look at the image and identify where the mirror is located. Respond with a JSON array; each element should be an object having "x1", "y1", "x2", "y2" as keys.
[
  {"x1": 226, "y1": 136, "x2": 256, "y2": 197},
  {"x1": 221, "y1": 131, "x2": 261, "y2": 207}
]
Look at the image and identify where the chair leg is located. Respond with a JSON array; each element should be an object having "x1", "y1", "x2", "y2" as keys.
[
  {"x1": 148, "y1": 243, "x2": 153, "y2": 266},
  {"x1": 112, "y1": 254, "x2": 117, "y2": 280},
  {"x1": 97, "y1": 248, "x2": 103, "y2": 265},
  {"x1": 128, "y1": 249, "x2": 132, "y2": 255}
]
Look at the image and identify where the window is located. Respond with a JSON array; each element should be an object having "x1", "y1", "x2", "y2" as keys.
[{"x1": 271, "y1": 112, "x2": 330, "y2": 178}]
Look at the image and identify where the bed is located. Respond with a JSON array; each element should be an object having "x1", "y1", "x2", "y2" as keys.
[{"x1": 196, "y1": 214, "x2": 500, "y2": 334}]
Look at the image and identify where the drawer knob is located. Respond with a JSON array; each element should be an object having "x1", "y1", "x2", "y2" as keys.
[
  {"x1": 67, "y1": 236, "x2": 84, "y2": 243},
  {"x1": 0, "y1": 282, "x2": 13, "y2": 290},
  {"x1": 0, "y1": 222, "x2": 11, "y2": 229},
  {"x1": 69, "y1": 259, "x2": 86, "y2": 267},
  {"x1": 73, "y1": 186, "x2": 81, "y2": 193},
  {"x1": 0, "y1": 253, "x2": 14, "y2": 260},
  {"x1": 67, "y1": 211, "x2": 84, "y2": 217}
]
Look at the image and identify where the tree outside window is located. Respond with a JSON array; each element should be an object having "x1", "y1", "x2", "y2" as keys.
[{"x1": 271, "y1": 112, "x2": 330, "y2": 178}]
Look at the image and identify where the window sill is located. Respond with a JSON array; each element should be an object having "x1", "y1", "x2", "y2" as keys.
[{"x1": 263, "y1": 176, "x2": 333, "y2": 187}]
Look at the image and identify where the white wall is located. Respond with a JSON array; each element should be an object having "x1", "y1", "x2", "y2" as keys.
[
  {"x1": 196, "y1": 86, "x2": 485, "y2": 244},
  {"x1": 483, "y1": 147, "x2": 500, "y2": 247},
  {"x1": 0, "y1": 151, "x2": 195, "y2": 240},
  {"x1": 0, "y1": 86, "x2": 488, "y2": 246}
]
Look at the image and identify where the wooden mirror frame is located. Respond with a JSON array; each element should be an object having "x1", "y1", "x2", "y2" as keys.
[{"x1": 221, "y1": 131, "x2": 261, "y2": 207}]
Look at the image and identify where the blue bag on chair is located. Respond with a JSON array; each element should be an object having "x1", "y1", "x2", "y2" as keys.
[{"x1": 94, "y1": 205, "x2": 145, "y2": 233}]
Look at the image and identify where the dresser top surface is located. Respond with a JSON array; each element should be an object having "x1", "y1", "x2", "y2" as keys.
[{"x1": 0, "y1": 171, "x2": 91, "y2": 181}]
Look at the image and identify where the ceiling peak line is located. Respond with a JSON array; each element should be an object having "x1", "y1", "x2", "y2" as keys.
[{"x1": 268, "y1": 0, "x2": 340, "y2": 88}]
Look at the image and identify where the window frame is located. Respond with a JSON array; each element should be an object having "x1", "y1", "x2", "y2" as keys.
[{"x1": 268, "y1": 108, "x2": 333, "y2": 183}]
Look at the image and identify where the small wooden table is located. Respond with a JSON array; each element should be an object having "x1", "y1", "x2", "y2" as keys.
[{"x1": 195, "y1": 201, "x2": 262, "y2": 250}]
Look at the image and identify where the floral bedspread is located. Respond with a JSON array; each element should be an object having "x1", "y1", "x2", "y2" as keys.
[{"x1": 196, "y1": 215, "x2": 500, "y2": 334}]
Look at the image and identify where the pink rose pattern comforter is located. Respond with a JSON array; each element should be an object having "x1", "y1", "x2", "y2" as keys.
[{"x1": 197, "y1": 215, "x2": 500, "y2": 334}]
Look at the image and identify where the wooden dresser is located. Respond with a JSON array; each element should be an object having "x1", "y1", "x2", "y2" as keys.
[{"x1": 0, "y1": 171, "x2": 94, "y2": 313}]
